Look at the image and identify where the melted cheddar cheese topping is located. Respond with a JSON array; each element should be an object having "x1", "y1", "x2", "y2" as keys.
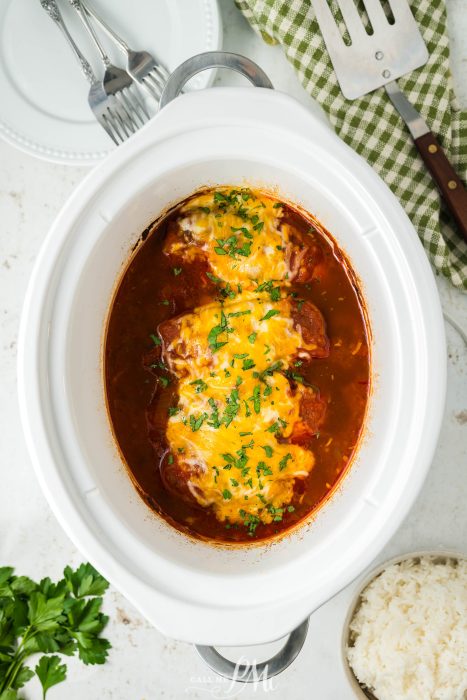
[
  {"x1": 162, "y1": 188, "x2": 319, "y2": 535},
  {"x1": 164, "y1": 190, "x2": 305, "y2": 289}
]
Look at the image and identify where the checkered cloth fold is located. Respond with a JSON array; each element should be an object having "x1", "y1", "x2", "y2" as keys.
[{"x1": 236, "y1": 0, "x2": 467, "y2": 289}]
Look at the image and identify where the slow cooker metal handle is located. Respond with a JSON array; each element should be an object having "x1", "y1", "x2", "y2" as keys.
[
  {"x1": 195, "y1": 618, "x2": 308, "y2": 683},
  {"x1": 159, "y1": 51, "x2": 274, "y2": 109}
]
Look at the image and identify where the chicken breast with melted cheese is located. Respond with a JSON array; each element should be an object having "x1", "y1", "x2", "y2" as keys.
[{"x1": 146, "y1": 188, "x2": 330, "y2": 532}]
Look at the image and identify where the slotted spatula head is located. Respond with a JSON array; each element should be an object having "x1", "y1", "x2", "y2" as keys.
[{"x1": 311, "y1": 0, "x2": 429, "y2": 99}]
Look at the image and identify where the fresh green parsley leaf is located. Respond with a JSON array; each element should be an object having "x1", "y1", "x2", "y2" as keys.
[
  {"x1": 63, "y1": 563, "x2": 109, "y2": 598},
  {"x1": 0, "y1": 564, "x2": 111, "y2": 699},
  {"x1": 36, "y1": 655, "x2": 67, "y2": 698},
  {"x1": 248, "y1": 332, "x2": 257, "y2": 344},
  {"x1": 172, "y1": 267, "x2": 182, "y2": 276},
  {"x1": 262, "y1": 445, "x2": 273, "y2": 458},
  {"x1": 149, "y1": 334, "x2": 161, "y2": 346}
]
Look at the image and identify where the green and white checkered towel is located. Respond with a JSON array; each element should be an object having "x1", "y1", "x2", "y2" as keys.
[{"x1": 236, "y1": 0, "x2": 467, "y2": 290}]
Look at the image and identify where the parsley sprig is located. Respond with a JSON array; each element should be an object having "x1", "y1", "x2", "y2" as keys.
[{"x1": 0, "y1": 563, "x2": 110, "y2": 699}]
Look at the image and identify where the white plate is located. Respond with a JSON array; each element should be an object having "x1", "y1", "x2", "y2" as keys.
[{"x1": 0, "y1": 0, "x2": 221, "y2": 165}]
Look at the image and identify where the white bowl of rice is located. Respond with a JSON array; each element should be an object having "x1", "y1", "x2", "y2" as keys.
[{"x1": 343, "y1": 551, "x2": 467, "y2": 700}]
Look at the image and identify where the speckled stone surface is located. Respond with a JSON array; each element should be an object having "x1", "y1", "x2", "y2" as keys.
[{"x1": 0, "y1": 1, "x2": 466, "y2": 698}]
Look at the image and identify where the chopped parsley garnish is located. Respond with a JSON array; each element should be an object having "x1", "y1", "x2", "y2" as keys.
[
  {"x1": 260, "y1": 309, "x2": 280, "y2": 321},
  {"x1": 159, "y1": 376, "x2": 170, "y2": 388},
  {"x1": 248, "y1": 332, "x2": 257, "y2": 344},
  {"x1": 150, "y1": 333, "x2": 161, "y2": 346},
  {"x1": 242, "y1": 358, "x2": 256, "y2": 371},
  {"x1": 267, "y1": 504, "x2": 284, "y2": 521},
  {"x1": 257, "y1": 461, "x2": 273, "y2": 476},
  {"x1": 239, "y1": 510, "x2": 261, "y2": 536},
  {"x1": 236, "y1": 241, "x2": 252, "y2": 257},
  {"x1": 222, "y1": 489, "x2": 232, "y2": 500},
  {"x1": 228, "y1": 310, "x2": 251, "y2": 318},
  {"x1": 167, "y1": 453, "x2": 174, "y2": 465},
  {"x1": 252, "y1": 385, "x2": 261, "y2": 414},
  {"x1": 255, "y1": 360, "x2": 283, "y2": 382},
  {"x1": 231, "y1": 226, "x2": 249, "y2": 236},
  {"x1": 207, "y1": 397, "x2": 221, "y2": 428},
  {"x1": 262, "y1": 445, "x2": 273, "y2": 458},
  {"x1": 214, "y1": 229, "x2": 252, "y2": 259},
  {"x1": 221, "y1": 389, "x2": 240, "y2": 427},
  {"x1": 279, "y1": 453, "x2": 292, "y2": 471},
  {"x1": 189, "y1": 413, "x2": 208, "y2": 431},
  {"x1": 172, "y1": 267, "x2": 182, "y2": 276},
  {"x1": 190, "y1": 378, "x2": 208, "y2": 393},
  {"x1": 206, "y1": 272, "x2": 222, "y2": 284},
  {"x1": 208, "y1": 309, "x2": 232, "y2": 352},
  {"x1": 150, "y1": 360, "x2": 168, "y2": 371},
  {"x1": 285, "y1": 371, "x2": 304, "y2": 384},
  {"x1": 266, "y1": 418, "x2": 287, "y2": 434},
  {"x1": 256, "y1": 280, "x2": 281, "y2": 302},
  {"x1": 168, "y1": 406, "x2": 180, "y2": 417}
]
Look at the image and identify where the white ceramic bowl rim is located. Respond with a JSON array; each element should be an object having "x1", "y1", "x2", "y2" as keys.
[{"x1": 17, "y1": 88, "x2": 446, "y2": 645}]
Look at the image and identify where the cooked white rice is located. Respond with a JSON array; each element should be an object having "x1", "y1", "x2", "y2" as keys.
[{"x1": 347, "y1": 556, "x2": 467, "y2": 700}]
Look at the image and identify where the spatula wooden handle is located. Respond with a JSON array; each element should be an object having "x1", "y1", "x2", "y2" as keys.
[{"x1": 414, "y1": 132, "x2": 467, "y2": 242}]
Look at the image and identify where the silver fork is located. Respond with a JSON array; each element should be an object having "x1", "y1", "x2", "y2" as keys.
[
  {"x1": 40, "y1": 0, "x2": 129, "y2": 145},
  {"x1": 69, "y1": 0, "x2": 150, "y2": 139},
  {"x1": 80, "y1": 0, "x2": 169, "y2": 103},
  {"x1": 312, "y1": 0, "x2": 467, "y2": 242}
]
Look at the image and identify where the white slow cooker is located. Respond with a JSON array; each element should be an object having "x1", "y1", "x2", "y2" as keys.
[{"x1": 18, "y1": 52, "x2": 445, "y2": 674}]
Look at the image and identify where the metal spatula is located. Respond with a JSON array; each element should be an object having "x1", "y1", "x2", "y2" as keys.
[{"x1": 312, "y1": 0, "x2": 467, "y2": 242}]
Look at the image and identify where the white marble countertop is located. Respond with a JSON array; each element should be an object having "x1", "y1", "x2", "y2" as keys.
[{"x1": 1, "y1": 1, "x2": 466, "y2": 698}]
